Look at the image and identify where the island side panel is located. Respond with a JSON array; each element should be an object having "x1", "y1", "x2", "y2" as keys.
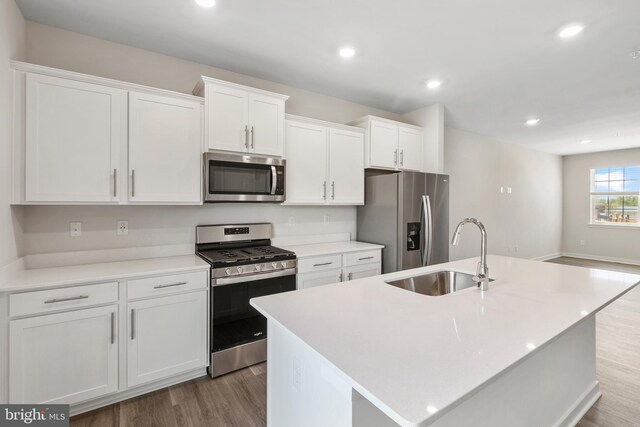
[
  {"x1": 430, "y1": 316, "x2": 599, "y2": 427},
  {"x1": 267, "y1": 319, "x2": 353, "y2": 427}
]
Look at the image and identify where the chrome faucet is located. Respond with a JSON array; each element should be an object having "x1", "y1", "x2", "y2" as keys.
[{"x1": 451, "y1": 218, "x2": 490, "y2": 291}]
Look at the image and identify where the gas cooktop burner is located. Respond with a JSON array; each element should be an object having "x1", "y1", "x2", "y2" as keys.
[{"x1": 197, "y1": 245, "x2": 295, "y2": 268}]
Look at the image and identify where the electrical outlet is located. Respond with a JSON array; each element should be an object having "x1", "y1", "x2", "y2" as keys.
[
  {"x1": 288, "y1": 216, "x2": 295, "y2": 226},
  {"x1": 117, "y1": 221, "x2": 129, "y2": 235},
  {"x1": 323, "y1": 215, "x2": 330, "y2": 224},
  {"x1": 580, "y1": 239, "x2": 586, "y2": 246},
  {"x1": 70, "y1": 222, "x2": 82, "y2": 237}
]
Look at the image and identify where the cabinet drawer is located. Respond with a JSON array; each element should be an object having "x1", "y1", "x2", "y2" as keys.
[
  {"x1": 127, "y1": 270, "x2": 207, "y2": 300},
  {"x1": 10, "y1": 282, "x2": 118, "y2": 317},
  {"x1": 297, "y1": 254, "x2": 343, "y2": 274},
  {"x1": 343, "y1": 250, "x2": 381, "y2": 267}
]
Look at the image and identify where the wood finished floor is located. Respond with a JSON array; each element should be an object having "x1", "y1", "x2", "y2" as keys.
[{"x1": 71, "y1": 256, "x2": 640, "y2": 427}]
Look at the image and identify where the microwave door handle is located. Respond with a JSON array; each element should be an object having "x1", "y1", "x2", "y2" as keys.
[{"x1": 270, "y1": 166, "x2": 277, "y2": 195}]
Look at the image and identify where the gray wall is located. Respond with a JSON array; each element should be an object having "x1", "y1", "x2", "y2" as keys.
[
  {"x1": 444, "y1": 127, "x2": 563, "y2": 261},
  {"x1": 1, "y1": 0, "x2": 26, "y2": 266},
  {"x1": 562, "y1": 148, "x2": 640, "y2": 263}
]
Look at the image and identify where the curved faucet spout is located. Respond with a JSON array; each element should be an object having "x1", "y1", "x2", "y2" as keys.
[{"x1": 451, "y1": 218, "x2": 489, "y2": 291}]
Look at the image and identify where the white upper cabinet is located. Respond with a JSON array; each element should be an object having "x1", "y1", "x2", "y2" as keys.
[
  {"x1": 350, "y1": 116, "x2": 425, "y2": 172},
  {"x1": 285, "y1": 120, "x2": 328, "y2": 204},
  {"x1": 328, "y1": 128, "x2": 364, "y2": 204},
  {"x1": 128, "y1": 91, "x2": 202, "y2": 203},
  {"x1": 24, "y1": 73, "x2": 124, "y2": 203},
  {"x1": 195, "y1": 77, "x2": 288, "y2": 156},
  {"x1": 285, "y1": 115, "x2": 364, "y2": 205}
]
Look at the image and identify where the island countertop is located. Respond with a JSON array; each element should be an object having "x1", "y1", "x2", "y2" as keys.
[{"x1": 250, "y1": 255, "x2": 640, "y2": 426}]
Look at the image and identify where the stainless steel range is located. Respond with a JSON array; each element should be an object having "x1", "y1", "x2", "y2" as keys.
[{"x1": 196, "y1": 223, "x2": 296, "y2": 378}]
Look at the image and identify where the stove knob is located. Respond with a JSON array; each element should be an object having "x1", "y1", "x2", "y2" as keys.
[
  {"x1": 237, "y1": 266, "x2": 243, "y2": 274},
  {"x1": 280, "y1": 261, "x2": 287, "y2": 268},
  {"x1": 255, "y1": 264, "x2": 261, "y2": 272},
  {"x1": 271, "y1": 262, "x2": 277, "y2": 269},
  {"x1": 225, "y1": 268, "x2": 231, "y2": 276}
]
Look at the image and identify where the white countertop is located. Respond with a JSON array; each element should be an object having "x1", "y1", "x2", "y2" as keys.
[
  {"x1": 1, "y1": 255, "x2": 209, "y2": 293},
  {"x1": 251, "y1": 255, "x2": 640, "y2": 426},
  {"x1": 281, "y1": 240, "x2": 383, "y2": 258}
]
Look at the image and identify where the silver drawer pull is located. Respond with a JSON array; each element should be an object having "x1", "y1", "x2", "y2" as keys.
[
  {"x1": 358, "y1": 256, "x2": 374, "y2": 261},
  {"x1": 44, "y1": 295, "x2": 89, "y2": 304},
  {"x1": 313, "y1": 262, "x2": 333, "y2": 267},
  {"x1": 348, "y1": 273, "x2": 353, "y2": 280},
  {"x1": 110, "y1": 312, "x2": 115, "y2": 344},
  {"x1": 153, "y1": 281, "x2": 188, "y2": 289}
]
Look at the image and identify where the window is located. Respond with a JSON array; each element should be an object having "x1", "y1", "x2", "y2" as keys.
[{"x1": 590, "y1": 166, "x2": 640, "y2": 226}]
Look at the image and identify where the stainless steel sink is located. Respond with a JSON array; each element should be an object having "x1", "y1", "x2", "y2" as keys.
[{"x1": 385, "y1": 270, "x2": 495, "y2": 296}]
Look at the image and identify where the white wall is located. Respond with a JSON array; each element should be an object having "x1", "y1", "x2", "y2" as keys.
[
  {"x1": 444, "y1": 127, "x2": 563, "y2": 261},
  {"x1": 562, "y1": 148, "x2": 640, "y2": 263},
  {"x1": 1, "y1": 0, "x2": 26, "y2": 266}
]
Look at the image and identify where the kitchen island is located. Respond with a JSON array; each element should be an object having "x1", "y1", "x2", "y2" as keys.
[{"x1": 250, "y1": 255, "x2": 640, "y2": 427}]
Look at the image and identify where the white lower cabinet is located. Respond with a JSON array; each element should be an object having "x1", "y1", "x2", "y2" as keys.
[
  {"x1": 9, "y1": 305, "x2": 118, "y2": 405},
  {"x1": 127, "y1": 291, "x2": 207, "y2": 387},
  {"x1": 297, "y1": 248, "x2": 382, "y2": 289}
]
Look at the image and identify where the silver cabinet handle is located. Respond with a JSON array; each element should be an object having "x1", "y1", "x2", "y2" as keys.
[
  {"x1": 153, "y1": 281, "x2": 187, "y2": 289},
  {"x1": 348, "y1": 272, "x2": 353, "y2": 280},
  {"x1": 394, "y1": 149, "x2": 398, "y2": 166},
  {"x1": 339, "y1": 273, "x2": 343, "y2": 282},
  {"x1": 313, "y1": 262, "x2": 333, "y2": 267},
  {"x1": 358, "y1": 256, "x2": 375, "y2": 261},
  {"x1": 331, "y1": 181, "x2": 335, "y2": 200},
  {"x1": 131, "y1": 169, "x2": 135, "y2": 197},
  {"x1": 400, "y1": 149, "x2": 404, "y2": 167},
  {"x1": 130, "y1": 309, "x2": 135, "y2": 340},
  {"x1": 44, "y1": 295, "x2": 89, "y2": 304},
  {"x1": 323, "y1": 181, "x2": 327, "y2": 200},
  {"x1": 251, "y1": 126, "x2": 255, "y2": 149},
  {"x1": 244, "y1": 125, "x2": 249, "y2": 150},
  {"x1": 113, "y1": 169, "x2": 117, "y2": 197},
  {"x1": 110, "y1": 311, "x2": 115, "y2": 344}
]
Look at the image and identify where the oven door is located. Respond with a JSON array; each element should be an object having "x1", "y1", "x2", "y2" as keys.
[
  {"x1": 211, "y1": 269, "x2": 296, "y2": 353},
  {"x1": 204, "y1": 152, "x2": 285, "y2": 202}
]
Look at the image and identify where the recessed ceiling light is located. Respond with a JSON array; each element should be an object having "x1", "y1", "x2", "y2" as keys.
[
  {"x1": 425, "y1": 79, "x2": 442, "y2": 89},
  {"x1": 339, "y1": 46, "x2": 356, "y2": 59},
  {"x1": 557, "y1": 23, "x2": 585, "y2": 39},
  {"x1": 580, "y1": 139, "x2": 592, "y2": 144},
  {"x1": 525, "y1": 118, "x2": 540, "y2": 126},
  {"x1": 195, "y1": 0, "x2": 216, "y2": 7}
]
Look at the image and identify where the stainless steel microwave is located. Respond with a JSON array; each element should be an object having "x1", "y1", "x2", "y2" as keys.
[{"x1": 204, "y1": 152, "x2": 285, "y2": 202}]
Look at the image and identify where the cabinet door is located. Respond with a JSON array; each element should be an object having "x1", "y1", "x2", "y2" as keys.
[
  {"x1": 128, "y1": 92, "x2": 202, "y2": 203},
  {"x1": 328, "y1": 129, "x2": 364, "y2": 204},
  {"x1": 298, "y1": 269, "x2": 343, "y2": 289},
  {"x1": 249, "y1": 93, "x2": 284, "y2": 156},
  {"x1": 285, "y1": 121, "x2": 328, "y2": 204},
  {"x1": 127, "y1": 291, "x2": 207, "y2": 387},
  {"x1": 206, "y1": 83, "x2": 248, "y2": 152},
  {"x1": 25, "y1": 73, "x2": 123, "y2": 202},
  {"x1": 369, "y1": 120, "x2": 398, "y2": 169},
  {"x1": 398, "y1": 126, "x2": 423, "y2": 171},
  {"x1": 10, "y1": 305, "x2": 118, "y2": 404},
  {"x1": 343, "y1": 263, "x2": 381, "y2": 281}
]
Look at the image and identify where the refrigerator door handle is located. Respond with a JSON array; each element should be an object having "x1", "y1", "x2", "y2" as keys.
[{"x1": 421, "y1": 195, "x2": 433, "y2": 266}]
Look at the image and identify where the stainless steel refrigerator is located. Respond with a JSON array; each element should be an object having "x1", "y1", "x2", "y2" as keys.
[{"x1": 357, "y1": 171, "x2": 449, "y2": 273}]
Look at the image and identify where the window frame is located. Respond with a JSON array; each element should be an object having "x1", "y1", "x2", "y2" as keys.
[{"x1": 589, "y1": 167, "x2": 640, "y2": 228}]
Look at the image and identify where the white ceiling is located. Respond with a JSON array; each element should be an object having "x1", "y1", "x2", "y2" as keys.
[{"x1": 15, "y1": 0, "x2": 640, "y2": 155}]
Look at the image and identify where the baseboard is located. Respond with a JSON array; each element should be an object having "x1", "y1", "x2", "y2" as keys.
[
  {"x1": 531, "y1": 252, "x2": 562, "y2": 262},
  {"x1": 70, "y1": 368, "x2": 207, "y2": 416},
  {"x1": 560, "y1": 252, "x2": 640, "y2": 267},
  {"x1": 555, "y1": 380, "x2": 601, "y2": 427}
]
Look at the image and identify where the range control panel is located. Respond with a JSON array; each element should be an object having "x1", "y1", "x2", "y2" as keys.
[{"x1": 224, "y1": 227, "x2": 250, "y2": 235}]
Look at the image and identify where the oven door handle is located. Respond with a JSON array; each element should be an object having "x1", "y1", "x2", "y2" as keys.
[
  {"x1": 213, "y1": 268, "x2": 296, "y2": 286},
  {"x1": 270, "y1": 166, "x2": 277, "y2": 195}
]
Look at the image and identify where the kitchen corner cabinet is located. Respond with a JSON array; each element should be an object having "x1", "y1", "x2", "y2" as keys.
[
  {"x1": 350, "y1": 116, "x2": 423, "y2": 172},
  {"x1": 24, "y1": 73, "x2": 124, "y2": 203},
  {"x1": 194, "y1": 77, "x2": 288, "y2": 156},
  {"x1": 10, "y1": 305, "x2": 119, "y2": 405},
  {"x1": 128, "y1": 91, "x2": 202, "y2": 203},
  {"x1": 285, "y1": 115, "x2": 364, "y2": 205},
  {"x1": 12, "y1": 62, "x2": 204, "y2": 205}
]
